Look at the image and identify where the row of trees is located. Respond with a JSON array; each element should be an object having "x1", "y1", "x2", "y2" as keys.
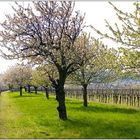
[
  {"x1": 0, "y1": 33, "x2": 118, "y2": 102},
  {"x1": 0, "y1": 1, "x2": 139, "y2": 120},
  {"x1": 0, "y1": 64, "x2": 49, "y2": 97}
]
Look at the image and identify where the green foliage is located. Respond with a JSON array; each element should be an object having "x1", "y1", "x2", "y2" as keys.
[
  {"x1": 118, "y1": 47, "x2": 140, "y2": 79},
  {"x1": 1, "y1": 92, "x2": 140, "y2": 138},
  {"x1": 69, "y1": 34, "x2": 121, "y2": 86},
  {"x1": 31, "y1": 69, "x2": 44, "y2": 87},
  {"x1": 92, "y1": 1, "x2": 140, "y2": 48},
  {"x1": 91, "y1": 1, "x2": 140, "y2": 81}
]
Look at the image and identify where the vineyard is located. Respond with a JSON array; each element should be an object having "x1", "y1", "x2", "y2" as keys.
[{"x1": 63, "y1": 88, "x2": 140, "y2": 107}]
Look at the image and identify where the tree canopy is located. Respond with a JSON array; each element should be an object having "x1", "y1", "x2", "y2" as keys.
[
  {"x1": 0, "y1": 1, "x2": 86, "y2": 120},
  {"x1": 91, "y1": 1, "x2": 140, "y2": 49}
]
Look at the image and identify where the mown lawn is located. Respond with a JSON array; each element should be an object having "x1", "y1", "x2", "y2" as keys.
[{"x1": 0, "y1": 91, "x2": 140, "y2": 138}]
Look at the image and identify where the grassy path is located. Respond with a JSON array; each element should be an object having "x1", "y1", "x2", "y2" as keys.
[
  {"x1": 1, "y1": 91, "x2": 140, "y2": 138},
  {"x1": 0, "y1": 92, "x2": 21, "y2": 138},
  {"x1": 0, "y1": 92, "x2": 58, "y2": 138}
]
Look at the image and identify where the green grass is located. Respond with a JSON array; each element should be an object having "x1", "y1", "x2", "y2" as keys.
[{"x1": 0, "y1": 91, "x2": 140, "y2": 138}]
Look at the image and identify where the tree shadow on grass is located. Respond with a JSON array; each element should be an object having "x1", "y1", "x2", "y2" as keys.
[
  {"x1": 36, "y1": 101, "x2": 140, "y2": 138},
  {"x1": 12, "y1": 95, "x2": 41, "y2": 98},
  {"x1": 37, "y1": 114, "x2": 140, "y2": 138},
  {"x1": 64, "y1": 118, "x2": 139, "y2": 138},
  {"x1": 66, "y1": 100, "x2": 83, "y2": 105},
  {"x1": 70, "y1": 104, "x2": 139, "y2": 114}
]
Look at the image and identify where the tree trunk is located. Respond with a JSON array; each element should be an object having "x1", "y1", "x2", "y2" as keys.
[
  {"x1": 56, "y1": 87, "x2": 67, "y2": 120},
  {"x1": 24, "y1": 86, "x2": 27, "y2": 92},
  {"x1": 55, "y1": 88, "x2": 58, "y2": 101},
  {"x1": 34, "y1": 86, "x2": 38, "y2": 94},
  {"x1": 44, "y1": 87, "x2": 49, "y2": 99},
  {"x1": 49, "y1": 71, "x2": 67, "y2": 120},
  {"x1": 9, "y1": 84, "x2": 13, "y2": 92},
  {"x1": 82, "y1": 84, "x2": 88, "y2": 107},
  {"x1": 27, "y1": 84, "x2": 31, "y2": 93},
  {"x1": 20, "y1": 86, "x2": 22, "y2": 96}
]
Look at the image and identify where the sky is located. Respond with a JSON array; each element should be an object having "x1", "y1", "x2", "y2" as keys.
[{"x1": 0, "y1": 1, "x2": 135, "y2": 74}]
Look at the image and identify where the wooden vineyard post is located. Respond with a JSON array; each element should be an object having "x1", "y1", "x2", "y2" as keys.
[
  {"x1": 92, "y1": 94, "x2": 94, "y2": 102},
  {"x1": 127, "y1": 95, "x2": 129, "y2": 106},
  {"x1": 114, "y1": 89, "x2": 118, "y2": 104},
  {"x1": 105, "y1": 89, "x2": 107, "y2": 103},
  {"x1": 74, "y1": 91, "x2": 76, "y2": 99},
  {"x1": 116, "y1": 94, "x2": 118, "y2": 104},
  {"x1": 98, "y1": 90, "x2": 101, "y2": 102},
  {"x1": 125, "y1": 93, "x2": 127, "y2": 105},
  {"x1": 88, "y1": 90, "x2": 90, "y2": 101},
  {"x1": 111, "y1": 90, "x2": 114, "y2": 104},
  {"x1": 138, "y1": 95, "x2": 140, "y2": 107},
  {"x1": 101, "y1": 89, "x2": 104, "y2": 102},
  {"x1": 130, "y1": 94, "x2": 132, "y2": 106},
  {"x1": 76, "y1": 90, "x2": 78, "y2": 99},
  {"x1": 105, "y1": 93, "x2": 107, "y2": 103},
  {"x1": 112, "y1": 90, "x2": 114, "y2": 103},
  {"x1": 121, "y1": 89, "x2": 124, "y2": 104},
  {"x1": 119, "y1": 94, "x2": 122, "y2": 104},
  {"x1": 134, "y1": 94, "x2": 136, "y2": 107},
  {"x1": 132, "y1": 89, "x2": 134, "y2": 106}
]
